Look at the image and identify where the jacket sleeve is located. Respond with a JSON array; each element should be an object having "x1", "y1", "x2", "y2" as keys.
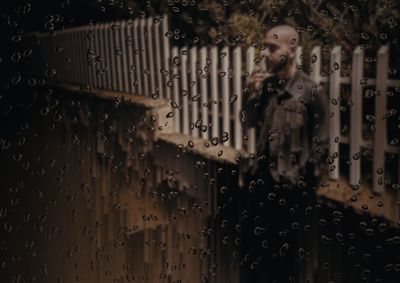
[
  {"x1": 241, "y1": 83, "x2": 264, "y2": 130},
  {"x1": 308, "y1": 83, "x2": 329, "y2": 169}
]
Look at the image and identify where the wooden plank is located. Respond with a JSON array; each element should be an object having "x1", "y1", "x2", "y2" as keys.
[
  {"x1": 310, "y1": 46, "x2": 321, "y2": 82},
  {"x1": 210, "y1": 46, "x2": 219, "y2": 138},
  {"x1": 140, "y1": 18, "x2": 149, "y2": 96},
  {"x1": 147, "y1": 18, "x2": 156, "y2": 96},
  {"x1": 245, "y1": 47, "x2": 255, "y2": 152},
  {"x1": 162, "y1": 15, "x2": 171, "y2": 100},
  {"x1": 120, "y1": 20, "x2": 130, "y2": 92},
  {"x1": 181, "y1": 47, "x2": 189, "y2": 135},
  {"x1": 154, "y1": 18, "x2": 163, "y2": 99},
  {"x1": 104, "y1": 22, "x2": 112, "y2": 90},
  {"x1": 233, "y1": 47, "x2": 242, "y2": 150},
  {"x1": 199, "y1": 47, "x2": 209, "y2": 140},
  {"x1": 329, "y1": 46, "x2": 341, "y2": 180},
  {"x1": 172, "y1": 47, "x2": 181, "y2": 133},
  {"x1": 109, "y1": 21, "x2": 118, "y2": 91},
  {"x1": 133, "y1": 19, "x2": 142, "y2": 94},
  {"x1": 349, "y1": 46, "x2": 364, "y2": 186},
  {"x1": 373, "y1": 46, "x2": 389, "y2": 194},
  {"x1": 190, "y1": 47, "x2": 199, "y2": 138}
]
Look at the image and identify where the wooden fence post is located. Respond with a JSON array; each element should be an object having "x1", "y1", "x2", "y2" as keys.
[
  {"x1": 329, "y1": 46, "x2": 341, "y2": 180},
  {"x1": 350, "y1": 46, "x2": 364, "y2": 186},
  {"x1": 374, "y1": 46, "x2": 389, "y2": 194}
]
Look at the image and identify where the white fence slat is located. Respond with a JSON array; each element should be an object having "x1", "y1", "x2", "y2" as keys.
[
  {"x1": 233, "y1": 47, "x2": 242, "y2": 150},
  {"x1": 140, "y1": 18, "x2": 149, "y2": 96},
  {"x1": 373, "y1": 46, "x2": 389, "y2": 194},
  {"x1": 221, "y1": 46, "x2": 231, "y2": 147},
  {"x1": 199, "y1": 47, "x2": 209, "y2": 140},
  {"x1": 162, "y1": 16, "x2": 171, "y2": 100},
  {"x1": 349, "y1": 46, "x2": 364, "y2": 186},
  {"x1": 92, "y1": 24, "x2": 100, "y2": 88},
  {"x1": 189, "y1": 47, "x2": 199, "y2": 138},
  {"x1": 103, "y1": 23, "x2": 112, "y2": 90},
  {"x1": 110, "y1": 22, "x2": 119, "y2": 91},
  {"x1": 181, "y1": 47, "x2": 189, "y2": 135},
  {"x1": 87, "y1": 26, "x2": 96, "y2": 89},
  {"x1": 310, "y1": 46, "x2": 321, "y2": 83},
  {"x1": 172, "y1": 47, "x2": 181, "y2": 133},
  {"x1": 245, "y1": 47, "x2": 255, "y2": 152},
  {"x1": 295, "y1": 46, "x2": 303, "y2": 70},
  {"x1": 133, "y1": 19, "x2": 142, "y2": 94},
  {"x1": 154, "y1": 18, "x2": 163, "y2": 99},
  {"x1": 99, "y1": 23, "x2": 107, "y2": 89},
  {"x1": 147, "y1": 18, "x2": 156, "y2": 96},
  {"x1": 329, "y1": 46, "x2": 341, "y2": 180},
  {"x1": 78, "y1": 28, "x2": 86, "y2": 87},
  {"x1": 120, "y1": 20, "x2": 130, "y2": 93},
  {"x1": 73, "y1": 28, "x2": 82, "y2": 85},
  {"x1": 125, "y1": 20, "x2": 135, "y2": 94},
  {"x1": 114, "y1": 21, "x2": 124, "y2": 92},
  {"x1": 210, "y1": 47, "x2": 219, "y2": 138}
]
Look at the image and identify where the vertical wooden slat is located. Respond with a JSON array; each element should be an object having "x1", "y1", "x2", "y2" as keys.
[
  {"x1": 87, "y1": 25, "x2": 96, "y2": 89},
  {"x1": 233, "y1": 47, "x2": 242, "y2": 150},
  {"x1": 181, "y1": 47, "x2": 189, "y2": 135},
  {"x1": 104, "y1": 22, "x2": 113, "y2": 90},
  {"x1": 98, "y1": 23, "x2": 107, "y2": 89},
  {"x1": 109, "y1": 21, "x2": 119, "y2": 91},
  {"x1": 154, "y1": 18, "x2": 163, "y2": 99},
  {"x1": 162, "y1": 15, "x2": 171, "y2": 100},
  {"x1": 140, "y1": 18, "x2": 149, "y2": 96},
  {"x1": 120, "y1": 20, "x2": 130, "y2": 92},
  {"x1": 329, "y1": 46, "x2": 341, "y2": 180},
  {"x1": 147, "y1": 18, "x2": 156, "y2": 96},
  {"x1": 245, "y1": 47, "x2": 255, "y2": 152},
  {"x1": 295, "y1": 46, "x2": 303, "y2": 69},
  {"x1": 189, "y1": 47, "x2": 199, "y2": 138},
  {"x1": 172, "y1": 47, "x2": 181, "y2": 133},
  {"x1": 80, "y1": 27, "x2": 89, "y2": 87},
  {"x1": 91, "y1": 24, "x2": 99, "y2": 89},
  {"x1": 373, "y1": 46, "x2": 389, "y2": 194},
  {"x1": 199, "y1": 47, "x2": 209, "y2": 140},
  {"x1": 73, "y1": 28, "x2": 82, "y2": 86},
  {"x1": 113, "y1": 20, "x2": 123, "y2": 92},
  {"x1": 310, "y1": 46, "x2": 321, "y2": 83},
  {"x1": 349, "y1": 46, "x2": 364, "y2": 186},
  {"x1": 133, "y1": 19, "x2": 142, "y2": 94},
  {"x1": 126, "y1": 20, "x2": 136, "y2": 94},
  {"x1": 210, "y1": 46, "x2": 219, "y2": 139}
]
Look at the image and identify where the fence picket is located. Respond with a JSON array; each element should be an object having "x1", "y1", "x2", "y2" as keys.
[
  {"x1": 349, "y1": 46, "x2": 364, "y2": 186},
  {"x1": 374, "y1": 46, "x2": 389, "y2": 194},
  {"x1": 181, "y1": 47, "x2": 189, "y2": 135},
  {"x1": 147, "y1": 18, "x2": 156, "y2": 96},
  {"x1": 210, "y1": 47, "x2": 219, "y2": 139},
  {"x1": 310, "y1": 46, "x2": 321, "y2": 83},
  {"x1": 172, "y1": 47, "x2": 181, "y2": 133},
  {"x1": 233, "y1": 47, "x2": 242, "y2": 150},
  {"x1": 120, "y1": 21, "x2": 130, "y2": 92},
  {"x1": 200, "y1": 47, "x2": 209, "y2": 140},
  {"x1": 140, "y1": 19, "x2": 149, "y2": 96},
  {"x1": 245, "y1": 47, "x2": 255, "y2": 153},
  {"x1": 162, "y1": 16, "x2": 171, "y2": 100},
  {"x1": 133, "y1": 19, "x2": 142, "y2": 94},
  {"x1": 329, "y1": 46, "x2": 341, "y2": 180},
  {"x1": 222, "y1": 46, "x2": 231, "y2": 147},
  {"x1": 154, "y1": 18, "x2": 163, "y2": 99},
  {"x1": 189, "y1": 47, "x2": 199, "y2": 138}
]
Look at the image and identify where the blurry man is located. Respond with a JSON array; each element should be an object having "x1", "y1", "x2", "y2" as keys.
[{"x1": 240, "y1": 24, "x2": 329, "y2": 282}]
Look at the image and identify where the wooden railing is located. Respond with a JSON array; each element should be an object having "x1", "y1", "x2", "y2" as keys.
[{"x1": 31, "y1": 15, "x2": 399, "y2": 194}]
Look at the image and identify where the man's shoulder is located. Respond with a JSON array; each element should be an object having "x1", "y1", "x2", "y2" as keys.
[{"x1": 294, "y1": 70, "x2": 319, "y2": 87}]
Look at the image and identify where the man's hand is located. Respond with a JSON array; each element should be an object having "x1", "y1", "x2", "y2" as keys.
[{"x1": 246, "y1": 64, "x2": 268, "y2": 95}]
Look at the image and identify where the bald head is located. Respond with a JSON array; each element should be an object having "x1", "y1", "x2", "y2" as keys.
[
  {"x1": 262, "y1": 24, "x2": 299, "y2": 76},
  {"x1": 266, "y1": 25, "x2": 299, "y2": 51}
]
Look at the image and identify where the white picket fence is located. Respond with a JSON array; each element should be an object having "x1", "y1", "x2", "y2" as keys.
[{"x1": 34, "y1": 16, "x2": 399, "y2": 193}]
